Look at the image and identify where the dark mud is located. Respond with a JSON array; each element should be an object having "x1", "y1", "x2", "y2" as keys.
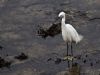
[{"x1": 0, "y1": 0, "x2": 100, "y2": 75}]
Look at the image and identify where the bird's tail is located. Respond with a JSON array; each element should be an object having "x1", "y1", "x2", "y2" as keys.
[
  {"x1": 76, "y1": 35, "x2": 83, "y2": 44},
  {"x1": 79, "y1": 35, "x2": 83, "y2": 42}
]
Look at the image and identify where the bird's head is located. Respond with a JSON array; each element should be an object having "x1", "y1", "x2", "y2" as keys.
[{"x1": 58, "y1": 11, "x2": 65, "y2": 18}]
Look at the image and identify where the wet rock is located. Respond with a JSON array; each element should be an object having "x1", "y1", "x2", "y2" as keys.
[
  {"x1": 47, "y1": 58, "x2": 52, "y2": 62},
  {"x1": 56, "y1": 70, "x2": 69, "y2": 75},
  {"x1": 85, "y1": 54, "x2": 88, "y2": 58},
  {"x1": 14, "y1": 53, "x2": 28, "y2": 61},
  {"x1": 75, "y1": 55, "x2": 81, "y2": 60},
  {"x1": 6, "y1": 54, "x2": 9, "y2": 56},
  {"x1": 96, "y1": 60, "x2": 99, "y2": 64},
  {"x1": 37, "y1": 23, "x2": 61, "y2": 39},
  {"x1": 55, "y1": 58, "x2": 62, "y2": 64},
  {"x1": 0, "y1": 57, "x2": 12, "y2": 68},
  {"x1": 90, "y1": 62, "x2": 93, "y2": 66},
  {"x1": 0, "y1": 45, "x2": 3, "y2": 50},
  {"x1": 83, "y1": 59, "x2": 86, "y2": 63}
]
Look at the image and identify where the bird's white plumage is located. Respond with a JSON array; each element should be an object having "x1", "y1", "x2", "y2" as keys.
[{"x1": 59, "y1": 11, "x2": 83, "y2": 44}]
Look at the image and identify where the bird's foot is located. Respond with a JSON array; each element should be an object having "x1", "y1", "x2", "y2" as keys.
[{"x1": 62, "y1": 55, "x2": 76, "y2": 61}]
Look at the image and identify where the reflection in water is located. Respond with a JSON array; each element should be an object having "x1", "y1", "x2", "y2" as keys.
[{"x1": 69, "y1": 63, "x2": 80, "y2": 75}]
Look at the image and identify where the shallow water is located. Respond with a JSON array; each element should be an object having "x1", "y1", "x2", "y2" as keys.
[{"x1": 0, "y1": 0, "x2": 100, "y2": 75}]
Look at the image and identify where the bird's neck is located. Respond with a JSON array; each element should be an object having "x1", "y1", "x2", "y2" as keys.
[{"x1": 61, "y1": 16, "x2": 66, "y2": 26}]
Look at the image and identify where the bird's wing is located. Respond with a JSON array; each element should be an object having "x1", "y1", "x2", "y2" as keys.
[
  {"x1": 65, "y1": 24, "x2": 83, "y2": 43},
  {"x1": 65, "y1": 24, "x2": 78, "y2": 33}
]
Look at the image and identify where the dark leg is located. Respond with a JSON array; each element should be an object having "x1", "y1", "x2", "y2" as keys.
[
  {"x1": 71, "y1": 43, "x2": 73, "y2": 67},
  {"x1": 67, "y1": 43, "x2": 68, "y2": 56},
  {"x1": 67, "y1": 43, "x2": 70, "y2": 68},
  {"x1": 68, "y1": 61, "x2": 70, "y2": 68},
  {"x1": 71, "y1": 43, "x2": 73, "y2": 56}
]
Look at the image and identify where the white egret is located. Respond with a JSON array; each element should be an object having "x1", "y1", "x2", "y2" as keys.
[{"x1": 58, "y1": 11, "x2": 83, "y2": 57}]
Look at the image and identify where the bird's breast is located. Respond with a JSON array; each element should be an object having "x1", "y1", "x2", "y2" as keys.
[{"x1": 62, "y1": 29, "x2": 72, "y2": 42}]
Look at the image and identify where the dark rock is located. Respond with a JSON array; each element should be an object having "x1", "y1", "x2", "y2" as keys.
[
  {"x1": 47, "y1": 58, "x2": 52, "y2": 62},
  {"x1": 0, "y1": 57, "x2": 12, "y2": 68},
  {"x1": 55, "y1": 58, "x2": 62, "y2": 64},
  {"x1": 37, "y1": 23, "x2": 61, "y2": 39},
  {"x1": 85, "y1": 54, "x2": 88, "y2": 58},
  {"x1": 96, "y1": 60, "x2": 99, "y2": 64},
  {"x1": 14, "y1": 53, "x2": 28, "y2": 61},
  {"x1": 83, "y1": 59, "x2": 86, "y2": 63},
  {"x1": 76, "y1": 55, "x2": 81, "y2": 60},
  {"x1": 72, "y1": 62, "x2": 78, "y2": 67},
  {"x1": 90, "y1": 62, "x2": 93, "y2": 66},
  {"x1": 0, "y1": 45, "x2": 3, "y2": 50}
]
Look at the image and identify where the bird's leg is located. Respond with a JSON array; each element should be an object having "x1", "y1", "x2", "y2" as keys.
[
  {"x1": 71, "y1": 43, "x2": 73, "y2": 56},
  {"x1": 67, "y1": 43, "x2": 70, "y2": 68},
  {"x1": 67, "y1": 42, "x2": 69, "y2": 56},
  {"x1": 71, "y1": 43, "x2": 74, "y2": 67}
]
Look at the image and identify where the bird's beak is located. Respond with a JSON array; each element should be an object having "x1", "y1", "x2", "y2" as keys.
[
  {"x1": 58, "y1": 15, "x2": 63, "y2": 18},
  {"x1": 58, "y1": 14, "x2": 60, "y2": 17},
  {"x1": 58, "y1": 16, "x2": 62, "y2": 21}
]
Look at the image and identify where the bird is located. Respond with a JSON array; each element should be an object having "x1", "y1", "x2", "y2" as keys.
[{"x1": 58, "y1": 11, "x2": 83, "y2": 58}]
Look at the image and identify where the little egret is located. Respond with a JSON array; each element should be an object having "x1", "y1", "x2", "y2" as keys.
[{"x1": 58, "y1": 11, "x2": 83, "y2": 57}]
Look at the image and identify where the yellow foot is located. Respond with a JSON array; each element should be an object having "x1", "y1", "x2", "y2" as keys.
[{"x1": 63, "y1": 56, "x2": 76, "y2": 61}]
